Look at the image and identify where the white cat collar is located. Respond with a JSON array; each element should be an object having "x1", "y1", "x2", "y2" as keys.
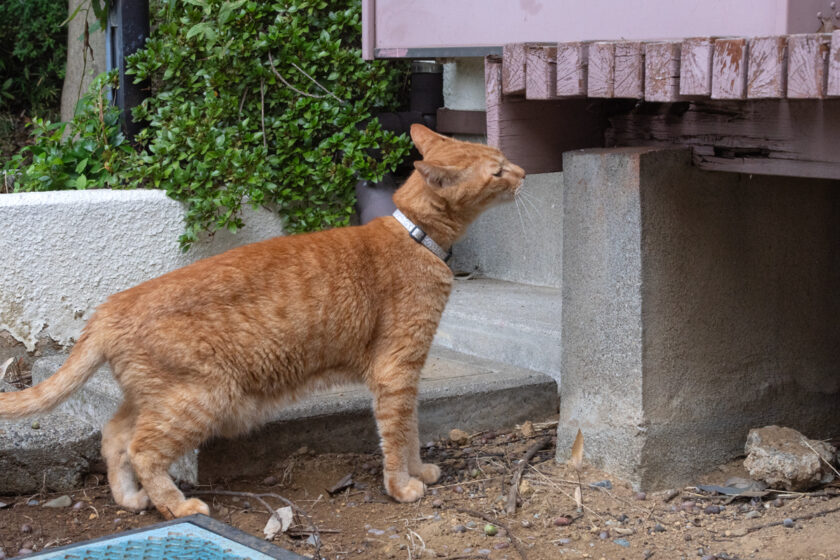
[{"x1": 392, "y1": 209, "x2": 451, "y2": 263}]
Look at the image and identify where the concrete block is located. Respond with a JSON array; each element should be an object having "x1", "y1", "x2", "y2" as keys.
[
  {"x1": 0, "y1": 412, "x2": 99, "y2": 493},
  {"x1": 451, "y1": 172, "x2": 563, "y2": 288},
  {"x1": 557, "y1": 147, "x2": 840, "y2": 490},
  {"x1": 433, "y1": 278, "x2": 562, "y2": 380},
  {"x1": 199, "y1": 347, "x2": 557, "y2": 481}
]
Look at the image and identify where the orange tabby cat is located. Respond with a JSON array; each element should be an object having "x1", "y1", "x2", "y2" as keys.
[{"x1": 0, "y1": 125, "x2": 525, "y2": 519}]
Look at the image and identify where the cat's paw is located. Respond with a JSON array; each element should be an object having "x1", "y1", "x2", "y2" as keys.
[
  {"x1": 119, "y1": 489, "x2": 150, "y2": 512},
  {"x1": 386, "y1": 475, "x2": 426, "y2": 503},
  {"x1": 173, "y1": 498, "x2": 210, "y2": 518},
  {"x1": 415, "y1": 463, "x2": 441, "y2": 485}
]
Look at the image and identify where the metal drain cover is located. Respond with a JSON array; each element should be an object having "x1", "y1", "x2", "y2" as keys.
[{"x1": 29, "y1": 514, "x2": 306, "y2": 560}]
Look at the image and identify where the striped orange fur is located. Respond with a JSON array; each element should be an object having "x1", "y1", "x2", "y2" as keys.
[{"x1": 0, "y1": 125, "x2": 525, "y2": 519}]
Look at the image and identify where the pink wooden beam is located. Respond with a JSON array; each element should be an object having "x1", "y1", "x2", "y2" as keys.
[
  {"x1": 614, "y1": 41, "x2": 644, "y2": 99},
  {"x1": 556, "y1": 42, "x2": 589, "y2": 97},
  {"x1": 787, "y1": 34, "x2": 831, "y2": 99},
  {"x1": 645, "y1": 42, "x2": 681, "y2": 102},
  {"x1": 588, "y1": 42, "x2": 615, "y2": 98},
  {"x1": 829, "y1": 30, "x2": 840, "y2": 97},
  {"x1": 680, "y1": 38, "x2": 713, "y2": 96},
  {"x1": 747, "y1": 36, "x2": 787, "y2": 99},
  {"x1": 502, "y1": 43, "x2": 527, "y2": 96},
  {"x1": 525, "y1": 44, "x2": 558, "y2": 100},
  {"x1": 485, "y1": 56, "x2": 503, "y2": 148},
  {"x1": 711, "y1": 38, "x2": 748, "y2": 99}
]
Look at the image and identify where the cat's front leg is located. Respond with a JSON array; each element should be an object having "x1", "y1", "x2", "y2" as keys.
[
  {"x1": 407, "y1": 407, "x2": 441, "y2": 485},
  {"x1": 371, "y1": 380, "x2": 427, "y2": 502}
]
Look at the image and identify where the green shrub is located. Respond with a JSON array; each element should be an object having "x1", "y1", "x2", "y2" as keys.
[
  {"x1": 123, "y1": 0, "x2": 411, "y2": 247},
  {"x1": 3, "y1": 72, "x2": 131, "y2": 191},
  {"x1": 0, "y1": 0, "x2": 68, "y2": 115}
]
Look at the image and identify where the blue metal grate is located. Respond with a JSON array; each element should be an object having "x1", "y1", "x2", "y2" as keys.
[{"x1": 29, "y1": 515, "x2": 305, "y2": 560}]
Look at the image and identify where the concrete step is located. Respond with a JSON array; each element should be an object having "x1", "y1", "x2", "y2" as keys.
[
  {"x1": 200, "y1": 347, "x2": 557, "y2": 481},
  {"x1": 434, "y1": 278, "x2": 562, "y2": 378},
  {"x1": 0, "y1": 409, "x2": 100, "y2": 493},
  {"x1": 25, "y1": 349, "x2": 557, "y2": 484}
]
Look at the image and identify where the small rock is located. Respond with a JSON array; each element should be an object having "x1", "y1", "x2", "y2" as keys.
[
  {"x1": 680, "y1": 501, "x2": 697, "y2": 512},
  {"x1": 484, "y1": 524, "x2": 498, "y2": 536},
  {"x1": 772, "y1": 498, "x2": 784, "y2": 508},
  {"x1": 643, "y1": 550, "x2": 653, "y2": 559},
  {"x1": 634, "y1": 492, "x2": 647, "y2": 501},
  {"x1": 493, "y1": 542, "x2": 510, "y2": 550},
  {"x1": 744, "y1": 510, "x2": 760, "y2": 519},
  {"x1": 453, "y1": 485, "x2": 464, "y2": 494},
  {"x1": 615, "y1": 528, "x2": 635, "y2": 536},
  {"x1": 368, "y1": 528, "x2": 385, "y2": 536},
  {"x1": 589, "y1": 480, "x2": 612, "y2": 490},
  {"x1": 616, "y1": 513, "x2": 629, "y2": 523},
  {"x1": 700, "y1": 556, "x2": 715, "y2": 560},
  {"x1": 553, "y1": 516, "x2": 572, "y2": 526},
  {"x1": 449, "y1": 429, "x2": 470, "y2": 444},
  {"x1": 452, "y1": 525, "x2": 466, "y2": 533},
  {"x1": 262, "y1": 475, "x2": 278, "y2": 486},
  {"x1": 17, "y1": 549, "x2": 33, "y2": 556},
  {"x1": 432, "y1": 499, "x2": 443, "y2": 508},
  {"x1": 556, "y1": 538, "x2": 571, "y2": 545},
  {"x1": 653, "y1": 523, "x2": 666, "y2": 533},
  {"x1": 295, "y1": 446, "x2": 310, "y2": 456},
  {"x1": 30, "y1": 421, "x2": 40, "y2": 430},
  {"x1": 26, "y1": 500, "x2": 38, "y2": 506},
  {"x1": 660, "y1": 489, "x2": 680, "y2": 502},
  {"x1": 613, "y1": 538, "x2": 630, "y2": 548},
  {"x1": 72, "y1": 501, "x2": 84, "y2": 510},
  {"x1": 520, "y1": 420, "x2": 535, "y2": 438},
  {"x1": 520, "y1": 520, "x2": 531, "y2": 528},
  {"x1": 20, "y1": 524, "x2": 32, "y2": 534},
  {"x1": 477, "y1": 549, "x2": 491, "y2": 556},
  {"x1": 744, "y1": 425, "x2": 837, "y2": 491},
  {"x1": 783, "y1": 518, "x2": 794, "y2": 528},
  {"x1": 466, "y1": 521, "x2": 477, "y2": 529},
  {"x1": 703, "y1": 505, "x2": 721, "y2": 515},
  {"x1": 598, "y1": 531, "x2": 609, "y2": 540},
  {"x1": 0, "y1": 502, "x2": 7, "y2": 509},
  {"x1": 43, "y1": 495, "x2": 72, "y2": 508}
]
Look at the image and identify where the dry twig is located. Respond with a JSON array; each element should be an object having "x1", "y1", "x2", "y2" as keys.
[{"x1": 506, "y1": 436, "x2": 551, "y2": 514}]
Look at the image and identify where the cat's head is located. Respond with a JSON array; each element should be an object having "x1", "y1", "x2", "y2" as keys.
[{"x1": 404, "y1": 124, "x2": 525, "y2": 215}]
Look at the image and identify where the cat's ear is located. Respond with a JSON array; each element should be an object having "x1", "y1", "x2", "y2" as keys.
[
  {"x1": 410, "y1": 124, "x2": 448, "y2": 156},
  {"x1": 414, "y1": 160, "x2": 461, "y2": 188}
]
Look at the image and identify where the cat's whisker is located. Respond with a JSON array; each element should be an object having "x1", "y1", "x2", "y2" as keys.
[{"x1": 514, "y1": 197, "x2": 528, "y2": 237}]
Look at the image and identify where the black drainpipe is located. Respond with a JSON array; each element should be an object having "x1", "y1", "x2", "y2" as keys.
[{"x1": 355, "y1": 61, "x2": 444, "y2": 224}]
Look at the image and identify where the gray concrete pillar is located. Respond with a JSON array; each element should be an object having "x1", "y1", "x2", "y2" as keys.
[{"x1": 556, "y1": 147, "x2": 840, "y2": 490}]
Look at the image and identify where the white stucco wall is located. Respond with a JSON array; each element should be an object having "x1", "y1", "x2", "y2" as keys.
[{"x1": 1, "y1": 190, "x2": 285, "y2": 350}]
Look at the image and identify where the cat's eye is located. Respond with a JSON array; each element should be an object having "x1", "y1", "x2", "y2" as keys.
[{"x1": 493, "y1": 168, "x2": 504, "y2": 177}]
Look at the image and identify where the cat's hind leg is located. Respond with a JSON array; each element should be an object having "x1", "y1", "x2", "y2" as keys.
[
  {"x1": 127, "y1": 402, "x2": 212, "y2": 519},
  {"x1": 101, "y1": 400, "x2": 149, "y2": 512}
]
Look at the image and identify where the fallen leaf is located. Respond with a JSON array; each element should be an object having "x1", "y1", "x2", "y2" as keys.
[
  {"x1": 574, "y1": 485, "x2": 582, "y2": 511},
  {"x1": 0, "y1": 357, "x2": 13, "y2": 380},
  {"x1": 263, "y1": 506, "x2": 293, "y2": 540},
  {"x1": 570, "y1": 429, "x2": 584, "y2": 471}
]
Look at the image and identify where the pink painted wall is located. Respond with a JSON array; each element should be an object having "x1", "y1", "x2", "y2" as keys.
[{"x1": 364, "y1": 0, "x2": 833, "y2": 58}]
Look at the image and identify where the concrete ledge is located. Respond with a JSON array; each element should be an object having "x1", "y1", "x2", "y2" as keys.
[
  {"x1": 0, "y1": 189, "x2": 285, "y2": 352},
  {"x1": 200, "y1": 348, "x2": 558, "y2": 481}
]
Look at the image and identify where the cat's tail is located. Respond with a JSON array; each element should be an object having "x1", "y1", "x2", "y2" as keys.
[{"x1": 0, "y1": 318, "x2": 106, "y2": 418}]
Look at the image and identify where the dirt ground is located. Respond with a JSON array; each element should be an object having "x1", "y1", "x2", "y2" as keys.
[{"x1": 1, "y1": 419, "x2": 839, "y2": 560}]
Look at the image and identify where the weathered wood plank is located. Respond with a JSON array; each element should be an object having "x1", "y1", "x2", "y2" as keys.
[
  {"x1": 680, "y1": 38, "x2": 713, "y2": 96},
  {"x1": 556, "y1": 42, "x2": 589, "y2": 97},
  {"x1": 502, "y1": 43, "x2": 527, "y2": 96},
  {"x1": 485, "y1": 56, "x2": 503, "y2": 148},
  {"x1": 711, "y1": 38, "x2": 748, "y2": 99},
  {"x1": 614, "y1": 42, "x2": 644, "y2": 98},
  {"x1": 645, "y1": 42, "x2": 681, "y2": 102},
  {"x1": 588, "y1": 42, "x2": 615, "y2": 98},
  {"x1": 825, "y1": 30, "x2": 840, "y2": 96},
  {"x1": 747, "y1": 36, "x2": 787, "y2": 98},
  {"x1": 787, "y1": 34, "x2": 831, "y2": 99},
  {"x1": 526, "y1": 44, "x2": 558, "y2": 100},
  {"x1": 606, "y1": 99, "x2": 840, "y2": 180}
]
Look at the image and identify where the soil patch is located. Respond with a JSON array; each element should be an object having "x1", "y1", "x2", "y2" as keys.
[{"x1": 1, "y1": 420, "x2": 838, "y2": 559}]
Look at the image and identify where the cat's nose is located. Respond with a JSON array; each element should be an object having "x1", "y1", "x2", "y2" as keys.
[{"x1": 511, "y1": 163, "x2": 526, "y2": 179}]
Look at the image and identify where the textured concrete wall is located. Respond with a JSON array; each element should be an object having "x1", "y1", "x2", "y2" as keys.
[
  {"x1": 1, "y1": 190, "x2": 284, "y2": 352},
  {"x1": 443, "y1": 58, "x2": 486, "y2": 111},
  {"x1": 452, "y1": 172, "x2": 563, "y2": 288},
  {"x1": 557, "y1": 147, "x2": 840, "y2": 489}
]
